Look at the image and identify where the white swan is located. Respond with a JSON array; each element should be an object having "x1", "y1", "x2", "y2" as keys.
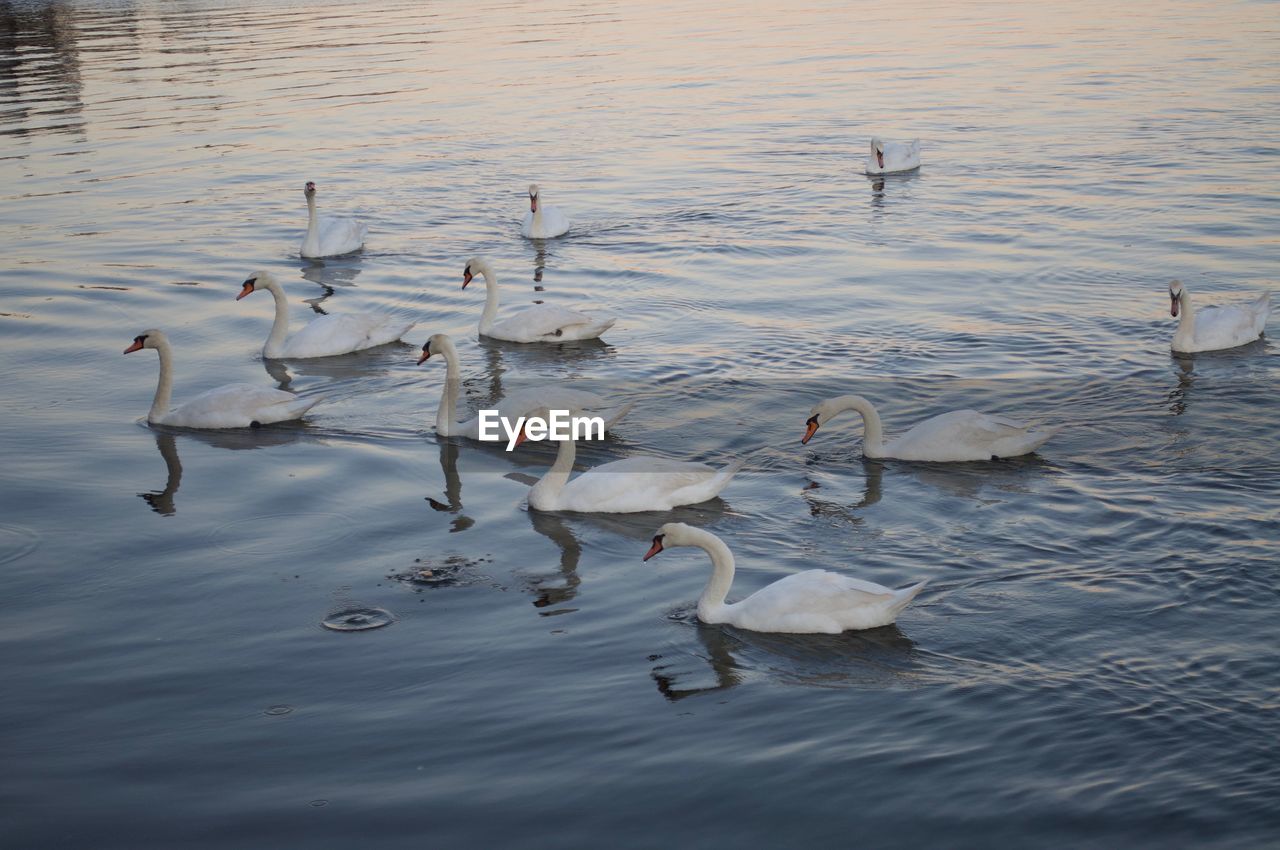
[
  {"x1": 237, "y1": 270, "x2": 415, "y2": 358},
  {"x1": 864, "y1": 137, "x2": 921, "y2": 175},
  {"x1": 124, "y1": 330, "x2": 320, "y2": 428},
  {"x1": 803, "y1": 394, "x2": 1058, "y2": 462},
  {"x1": 515, "y1": 422, "x2": 741, "y2": 513},
  {"x1": 520, "y1": 184, "x2": 570, "y2": 239},
  {"x1": 417, "y1": 333, "x2": 632, "y2": 438},
  {"x1": 1169, "y1": 280, "x2": 1271, "y2": 353},
  {"x1": 300, "y1": 181, "x2": 367, "y2": 258},
  {"x1": 643, "y1": 523, "x2": 926, "y2": 634},
  {"x1": 462, "y1": 257, "x2": 615, "y2": 343}
]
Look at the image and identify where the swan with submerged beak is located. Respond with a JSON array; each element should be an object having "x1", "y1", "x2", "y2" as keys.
[{"x1": 643, "y1": 523, "x2": 926, "y2": 633}]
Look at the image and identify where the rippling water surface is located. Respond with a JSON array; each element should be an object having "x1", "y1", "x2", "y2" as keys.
[{"x1": 2, "y1": 1, "x2": 1278, "y2": 846}]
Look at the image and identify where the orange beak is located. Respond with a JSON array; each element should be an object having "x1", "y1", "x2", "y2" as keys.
[
  {"x1": 1170, "y1": 294, "x2": 1180, "y2": 318},
  {"x1": 236, "y1": 281, "x2": 255, "y2": 301},
  {"x1": 530, "y1": 196, "x2": 538, "y2": 213},
  {"x1": 643, "y1": 537, "x2": 664, "y2": 561},
  {"x1": 417, "y1": 343, "x2": 432, "y2": 365},
  {"x1": 802, "y1": 417, "x2": 820, "y2": 445},
  {"x1": 462, "y1": 270, "x2": 472, "y2": 289},
  {"x1": 876, "y1": 150, "x2": 885, "y2": 170},
  {"x1": 514, "y1": 430, "x2": 528, "y2": 447},
  {"x1": 123, "y1": 340, "x2": 143, "y2": 354}
]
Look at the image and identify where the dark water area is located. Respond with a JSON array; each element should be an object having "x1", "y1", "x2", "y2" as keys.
[{"x1": 1, "y1": 1, "x2": 1277, "y2": 847}]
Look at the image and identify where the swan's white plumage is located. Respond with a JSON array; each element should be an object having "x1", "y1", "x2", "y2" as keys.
[
  {"x1": 647, "y1": 523, "x2": 926, "y2": 634},
  {"x1": 524, "y1": 432, "x2": 740, "y2": 513},
  {"x1": 463, "y1": 257, "x2": 614, "y2": 343},
  {"x1": 418, "y1": 333, "x2": 631, "y2": 438},
  {"x1": 125, "y1": 329, "x2": 320, "y2": 429},
  {"x1": 864, "y1": 136, "x2": 921, "y2": 175},
  {"x1": 300, "y1": 181, "x2": 367, "y2": 258},
  {"x1": 520, "y1": 183, "x2": 570, "y2": 239},
  {"x1": 239, "y1": 270, "x2": 414, "y2": 358},
  {"x1": 806, "y1": 394, "x2": 1057, "y2": 462},
  {"x1": 1169, "y1": 280, "x2": 1270, "y2": 353}
]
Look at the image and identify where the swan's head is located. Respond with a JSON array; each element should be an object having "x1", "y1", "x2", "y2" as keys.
[
  {"x1": 870, "y1": 137, "x2": 885, "y2": 169},
  {"x1": 528, "y1": 184, "x2": 540, "y2": 213},
  {"x1": 1169, "y1": 279, "x2": 1185, "y2": 317},
  {"x1": 643, "y1": 522, "x2": 696, "y2": 560},
  {"x1": 304, "y1": 181, "x2": 316, "y2": 198},
  {"x1": 802, "y1": 398, "x2": 844, "y2": 444},
  {"x1": 417, "y1": 333, "x2": 454, "y2": 366},
  {"x1": 462, "y1": 257, "x2": 490, "y2": 289},
  {"x1": 236, "y1": 270, "x2": 278, "y2": 301},
  {"x1": 123, "y1": 328, "x2": 167, "y2": 354}
]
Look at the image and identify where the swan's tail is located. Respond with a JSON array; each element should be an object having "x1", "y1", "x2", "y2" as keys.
[
  {"x1": 710, "y1": 458, "x2": 746, "y2": 494},
  {"x1": 889, "y1": 580, "x2": 928, "y2": 617},
  {"x1": 280, "y1": 394, "x2": 324, "y2": 422},
  {"x1": 585, "y1": 317, "x2": 617, "y2": 339},
  {"x1": 599, "y1": 401, "x2": 634, "y2": 432},
  {"x1": 1022, "y1": 424, "x2": 1062, "y2": 453}
]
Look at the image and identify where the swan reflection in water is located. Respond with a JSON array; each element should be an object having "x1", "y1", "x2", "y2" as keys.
[
  {"x1": 263, "y1": 341, "x2": 415, "y2": 390},
  {"x1": 137, "y1": 423, "x2": 315, "y2": 516},
  {"x1": 425, "y1": 437, "x2": 474, "y2": 533},
  {"x1": 299, "y1": 258, "x2": 363, "y2": 291},
  {"x1": 803, "y1": 459, "x2": 883, "y2": 522},
  {"x1": 650, "y1": 619, "x2": 921, "y2": 702},
  {"x1": 520, "y1": 501, "x2": 729, "y2": 614},
  {"x1": 1167, "y1": 355, "x2": 1195, "y2": 416}
]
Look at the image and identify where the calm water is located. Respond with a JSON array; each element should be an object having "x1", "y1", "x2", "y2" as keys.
[{"x1": 2, "y1": 1, "x2": 1278, "y2": 846}]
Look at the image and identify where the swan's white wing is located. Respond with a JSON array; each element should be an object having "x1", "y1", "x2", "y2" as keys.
[
  {"x1": 1193, "y1": 300, "x2": 1270, "y2": 349},
  {"x1": 488, "y1": 304, "x2": 611, "y2": 342},
  {"x1": 550, "y1": 457, "x2": 723, "y2": 511},
  {"x1": 891, "y1": 410, "x2": 1039, "y2": 461},
  {"x1": 734, "y1": 570, "x2": 894, "y2": 621},
  {"x1": 164, "y1": 383, "x2": 313, "y2": 428},
  {"x1": 282, "y1": 313, "x2": 410, "y2": 357},
  {"x1": 316, "y1": 215, "x2": 366, "y2": 255}
]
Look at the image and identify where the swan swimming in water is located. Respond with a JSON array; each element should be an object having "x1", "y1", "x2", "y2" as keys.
[
  {"x1": 520, "y1": 184, "x2": 570, "y2": 239},
  {"x1": 237, "y1": 270, "x2": 415, "y2": 358},
  {"x1": 124, "y1": 329, "x2": 321, "y2": 428},
  {"x1": 417, "y1": 333, "x2": 631, "y2": 438},
  {"x1": 299, "y1": 181, "x2": 367, "y2": 258},
  {"x1": 803, "y1": 394, "x2": 1058, "y2": 462},
  {"x1": 864, "y1": 137, "x2": 921, "y2": 175},
  {"x1": 643, "y1": 523, "x2": 927, "y2": 634},
  {"x1": 462, "y1": 257, "x2": 615, "y2": 343},
  {"x1": 1168, "y1": 279, "x2": 1271, "y2": 353}
]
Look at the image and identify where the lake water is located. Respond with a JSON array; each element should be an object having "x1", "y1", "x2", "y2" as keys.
[{"x1": 2, "y1": 1, "x2": 1278, "y2": 846}]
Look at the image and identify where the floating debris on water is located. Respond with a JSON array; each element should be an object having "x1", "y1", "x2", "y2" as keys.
[{"x1": 321, "y1": 607, "x2": 395, "y2": 632}]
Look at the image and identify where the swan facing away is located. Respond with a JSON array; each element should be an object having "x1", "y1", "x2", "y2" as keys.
[
  {"x1": 124, "y1": 330, "x2": 320, "y2": 428},
  {"x1": 643, "y1": 523, "x2": 926, "y2": 634},
  {"x1": 515, "y1": 421, "x2": 741, "y2": 513},
  {"x1": 237, "y1": 270, "x2": 415, "y2": 358},
  {"x1": 520, "y1": 184, "x2": 570, "y2": 239},
  {"x1": 462, "y1": 257, "x2": 615, "y2": 343},
  {"x1": 864, "y1": 137, "x2": 921, "y2": 175},
  {"x1": 1169, "y1": 280, "x2": 1270, "y2": 353},
  {"x1": 300, "y1": 181, "x2": 367, "y2": 258},
  {"x1": 803, "y1": 394, "x2": 1058, "y2": 462},
  {"x1": 417, "y1": 333, "x2": 631, "y2": 439}
]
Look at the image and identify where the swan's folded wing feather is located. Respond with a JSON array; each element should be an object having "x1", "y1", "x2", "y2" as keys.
[
  {"x1": 285, "y1": 313, "x2": 404, "y2": 356},
  {"x1": 169, "y1": 383, "x2": 300, "y2": 426},
  {"x1": 492, "y1": 305, "x2": 606, "y2": 340},
  {"x1": 557, "y1": 458, "x2": 717, "y2": 506},
  {"x1": 740, "y1": 570, "x2": 894, "y2": 615}
]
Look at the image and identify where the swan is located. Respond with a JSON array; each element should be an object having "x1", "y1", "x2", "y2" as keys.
[
  {"x1": 1169, "y1": 280, "x2": 1271, "y2": 353},
  {"x1": 417, "y1": 333, "x2": 632, "y2": 438},
  {"x1": 300, "y1": 181, "x2": 367, "y2": 258},
  {"x1": 864, "y1": 137, "x2": 921, "y2": 175},
  {"x1": 237, "y1": 270, "x2": 415, "y2": 358},
  {"x1": 803, "y1": 394, "x2": 1058, "y2": 461},
  {"x1": 462, "y1": 257, "x2": 615, "y2": 343},
  {"x1": 520, "y1": 184, "x2": 571, "y2": 239},
  {"x1": 643, "y1": 523, "x2": 926, "y2": 634},
  {"x1": 124, "y1": 330, "x2": 320, "y2": 428},
  {"x1": 515, "y1": 420, "x2": 741, "y2": 513}
]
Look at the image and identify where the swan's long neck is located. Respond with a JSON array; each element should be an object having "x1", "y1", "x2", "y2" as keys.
[
  {"x1": 1176, "y1": 291, "x2": 1196, "y2": 339},
  {"x1": 477, "y1": 266, "x2": 500, "y2": 335},
  {"x1": 829, "y1": 394, "x2": 887, "y2": 457},
  {"x1": 530, "y1": 201, "x2": 545, "y2": 229},
  {"x1": 529, "y1": 436, "x2": 575, "y2": 507},
  {"x1": 433, "y1": 338, "x2": 463, "y2": 435},
  {"x1": 685, "y1": 528, "x2": 737, "y2": 621},
  {"x1": 148, "y1": 338, "x2": 175, "y2": 422},
  {"x1": 303, "y1": 194, "x2": 319, "y2": 252},
  {"x1": 262, "y1": 281, "x2": 292, "y2": 357}
]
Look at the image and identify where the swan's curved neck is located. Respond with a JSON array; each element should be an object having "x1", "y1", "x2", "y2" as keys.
[
  {"x1": 1177, "y1": 291, "x2": 1196, "y2": 337},
  {"x1": 262, "y1": 281, "x2": 292, "y2": 357},
  {"x1": 683, "y1": 528, "x2": 737, "y2": 621},
  {"x1": 529, "y1": 436, "x2": 576, "y2": 506},
  {"x1": 829, "y1": 394, "x2": 887, "y2": 457},
  {"x1": 432, "y1": 338, "x2": 464, "y2": 435},
  {"x1": 476, "y1": 266, "x2": 499, "y2": 334},
  {"x1": 148, "y1": 338, "x2": 175, "y2": 422},
  {"x1": 303, "y1": 194, "x2": 319, "y2": 253}
]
